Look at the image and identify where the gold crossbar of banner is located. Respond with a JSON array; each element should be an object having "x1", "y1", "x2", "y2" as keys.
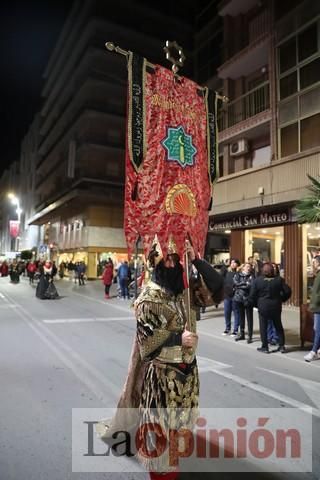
[{"x1": 105, "y1": 42, "x2": 228, "y2": 102}]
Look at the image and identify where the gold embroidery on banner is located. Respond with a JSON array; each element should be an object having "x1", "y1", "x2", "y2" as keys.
[
  {"x1": 127, "y1": 53, "x2": 146, "y2": 173},
  {"x1": 127, "y1": 52, "x2": 133, "y2": 167},
  {"x1": 204, "y1": 87, "x2": 211, "y2": 184},
  {"x1": 165, "y1": 184, "x2": 197, "y2": 217},
  {"x1": 150, "y1": 93, "x2": 197, "y2": 120}
]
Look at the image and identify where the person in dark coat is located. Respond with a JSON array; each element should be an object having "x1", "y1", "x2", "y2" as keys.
[
  {"x1": 248, "y1": 262, "x2": 291, "y2": 353},
  {"x1": 233, "y1": 263, "x2": 255, "y2": 343},
  {"x1": 222, "y1": 258, "x2": 240, "y2": 335}
]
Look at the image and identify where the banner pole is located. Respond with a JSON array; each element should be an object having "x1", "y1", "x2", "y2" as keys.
[
  {"x1": 184, "y1": 240, "x2": 191, "y2": 331},
  {"x1": 134, "y1": 236, "x2": 140, "y2": 299}
]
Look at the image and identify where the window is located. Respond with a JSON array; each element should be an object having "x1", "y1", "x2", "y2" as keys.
[
  {"x1": 300, "y1": 57, "x2": 320, "y2": 90},
  {"x1": 301, "y1": 113, "x2": 320, "y2": 150},
  {"x1": 279, "y1": 37, "x2": 296, "y2": 73},
  {"x1": 252, "y1": 145, "x2": 271, "y2": 168},
  {"x1": 298, "y1": 23, "x2": 318, "y2": 62},
  {"x1": 280, "y1": 123, "x2": 298, "y2": 157},
  {"x1": 218, "y1": 154, "x2": 224, "y2": 177},
  {"x1": 280, "y1": 71, "x2": 297, "y2": 99}
]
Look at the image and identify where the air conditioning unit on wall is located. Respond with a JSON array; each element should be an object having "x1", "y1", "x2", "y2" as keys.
[{"x1": 230, "y1": 139, "x2": 249, "y2": 156}]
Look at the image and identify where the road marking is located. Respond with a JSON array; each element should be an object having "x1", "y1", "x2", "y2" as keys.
[
  {"x1": 0, "y1": 304, "x2": 18, "y2": 309},
  {"x1": 197, "y1": 355, "x2": 232, "y2": 372},
  {"x1": 0, "y1": 292, "x2": 6, "y2": 299},
  {"x1": 1, "y1": 291, "x2": 122, "y2": 404},
  {"x1": 71, "y1": 291, "x2": 133, "y2": 314},
  {"x1": 258, "y1": 367, "x2": 320, "y2": 415},
  {"x1": 43, "y1": 317, "x2": 134, "y2": 324},
  {"x1": 201, "y1": 362, "x2": 318, "y2": 418}
]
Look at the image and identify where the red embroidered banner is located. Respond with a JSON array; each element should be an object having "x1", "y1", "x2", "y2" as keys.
[
  {"x1": 125, "y1": 54, "x2": 217, "y2": 258},
  {"x1": 9, "y1": 220, "x2": 20, "y2": 238}
]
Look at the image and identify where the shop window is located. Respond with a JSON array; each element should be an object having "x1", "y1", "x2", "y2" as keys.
[
  {"x1": 300, "y1": 112, "x2": 320, "y2": 151},
  {"x1": 279, "y1": 37, "x2": 296, "y2": 74},
  {"x1": 300, "y1": 57, "x2": 320, "y2": 90},
  {"x1": 298, "y1": 23, "x2": 318, "y2": 62},
  {"x1": 280, "y1": 71, "x2": 297, "y2": 99},
  {"x1": 280, "y1": 122, "x2": 298, "y2": 157},
  {"x1": 248, "y1": 226, "x2": 285, "y2": 275}
]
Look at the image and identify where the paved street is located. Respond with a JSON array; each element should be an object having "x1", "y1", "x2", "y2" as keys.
[{"x1": 0, "y1": 276, "x2": 319, "y2": 480}]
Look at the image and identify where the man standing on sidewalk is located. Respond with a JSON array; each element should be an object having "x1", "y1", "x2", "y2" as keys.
[
  {"x1": 222, "y1": 258, "x2": 240, "y2": 336},
  {"x1": 304, "y1": 255, "x2": 320, "y2": 362}
]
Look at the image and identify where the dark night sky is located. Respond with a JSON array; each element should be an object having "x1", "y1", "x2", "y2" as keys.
[{"x1": 0, "y1": 1, "x2": 71, "y2": 175}]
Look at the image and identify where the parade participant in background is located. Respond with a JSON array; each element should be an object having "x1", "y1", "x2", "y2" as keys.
[
  {"x1": 248, "y1": 262, "x2": 291, "y2": 354},
  {"x1": 0, "y1": 261, "x2": 9, "y2": 277},
  {"x1": 36, "y1": 261, "x2": 59, "y2": 300},
  {"x1": 58, "y1": 261, "x2": 66, "y2": 279},
  {"x1": 9, "y1": 261, "x2": 20, "y2": 284},
  {"x1": 27, "y1": 260, "x2": 37, "y2": 284},
  {"x1": 304, "y1": 255, "x2": 320, "y2": 362},
  {"x1": 51, "y1": 261, "x2": 57, "y2": 280},
  {"x1": 102, "y1": 261, "x2": 114, "y2": 299}
]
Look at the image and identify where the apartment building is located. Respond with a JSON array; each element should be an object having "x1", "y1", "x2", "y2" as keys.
[
  {"x1": 22, "y1": 0, "x2": 194, "y2": 277},
  {"x1": 207, "y1": 0, "x2": 320, "y2": 305}
]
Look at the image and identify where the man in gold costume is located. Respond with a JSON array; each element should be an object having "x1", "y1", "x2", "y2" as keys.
[{"x1": 97, "y1": 244, "x2": 223, "y2": 479}]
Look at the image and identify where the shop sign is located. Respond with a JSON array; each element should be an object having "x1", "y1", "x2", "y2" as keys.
[
  {"x1": 9, "y1": 220, "x2": 20, "y2": 238},
  {"x1": 209, "y1": 210, "x2": 291, "y2": 232},
  {"x1": 38, "y1": 244, "x2": 48, "y2": 254}
]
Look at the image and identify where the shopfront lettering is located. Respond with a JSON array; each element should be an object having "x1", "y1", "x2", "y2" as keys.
[
  {"x1": 210, "y1": 210, "x2": 291, "y2": 232},
  {"x1": 260, "y1": 213, "x2": 288, "y2": 224},
  {"x1": 244, "y1": 216, "x2": 258, "y2": 226}
]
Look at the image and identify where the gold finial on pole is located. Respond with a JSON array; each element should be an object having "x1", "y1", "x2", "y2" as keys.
[
  {"x1": 105, "y1": 42, "x2": 130, "y2": 58},
  {"x1": 164, "y1": 40, "x2": 185, "y2": 75},
  {"x1": 215, "y1": 92, "x2": 229, "y2": 103}
]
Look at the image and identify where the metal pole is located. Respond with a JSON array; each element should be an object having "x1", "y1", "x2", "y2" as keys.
[
  {"x1": 105, "y1": 41, "x2": 229, "y2": 103},
  {"x1": 184, "y1": 241, "x2": 191, "y2": 331},
  {"x1": 134, "y1": 236, "x2": 140, "y2": 299}
]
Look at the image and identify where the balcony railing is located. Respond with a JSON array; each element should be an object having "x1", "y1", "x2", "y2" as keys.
[
  {"x1": 218, "y1": 82, "x2": 270, "y2": 131},
  {"x1": 223, "y1": 9, "x2": 271, "y2": 62}
]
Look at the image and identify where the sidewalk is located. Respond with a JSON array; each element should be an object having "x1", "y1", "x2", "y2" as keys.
[{"x1": 197, "y1": 303, "x2": 319, "y2": 365}]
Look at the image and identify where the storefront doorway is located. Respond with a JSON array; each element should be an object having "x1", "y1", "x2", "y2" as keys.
[{"x1": 246, "y1": 226, "x2": 284, "y2": 274}]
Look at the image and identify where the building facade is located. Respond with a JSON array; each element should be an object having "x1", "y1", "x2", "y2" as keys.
[
  {"x1": 21, "y1": 0, "x2": 194, "y2": 277},
  {"x1": 206, "y1": 0, "x2": 320, "y2": 305}
]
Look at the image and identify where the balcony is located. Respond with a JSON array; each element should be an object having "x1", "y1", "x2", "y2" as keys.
[
  {"x1": 219, "y1": 9, "x2": 271, "y2": 78},
  {"x1": 218, "y1": 82, "x2": 270, "y2": 139}
]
